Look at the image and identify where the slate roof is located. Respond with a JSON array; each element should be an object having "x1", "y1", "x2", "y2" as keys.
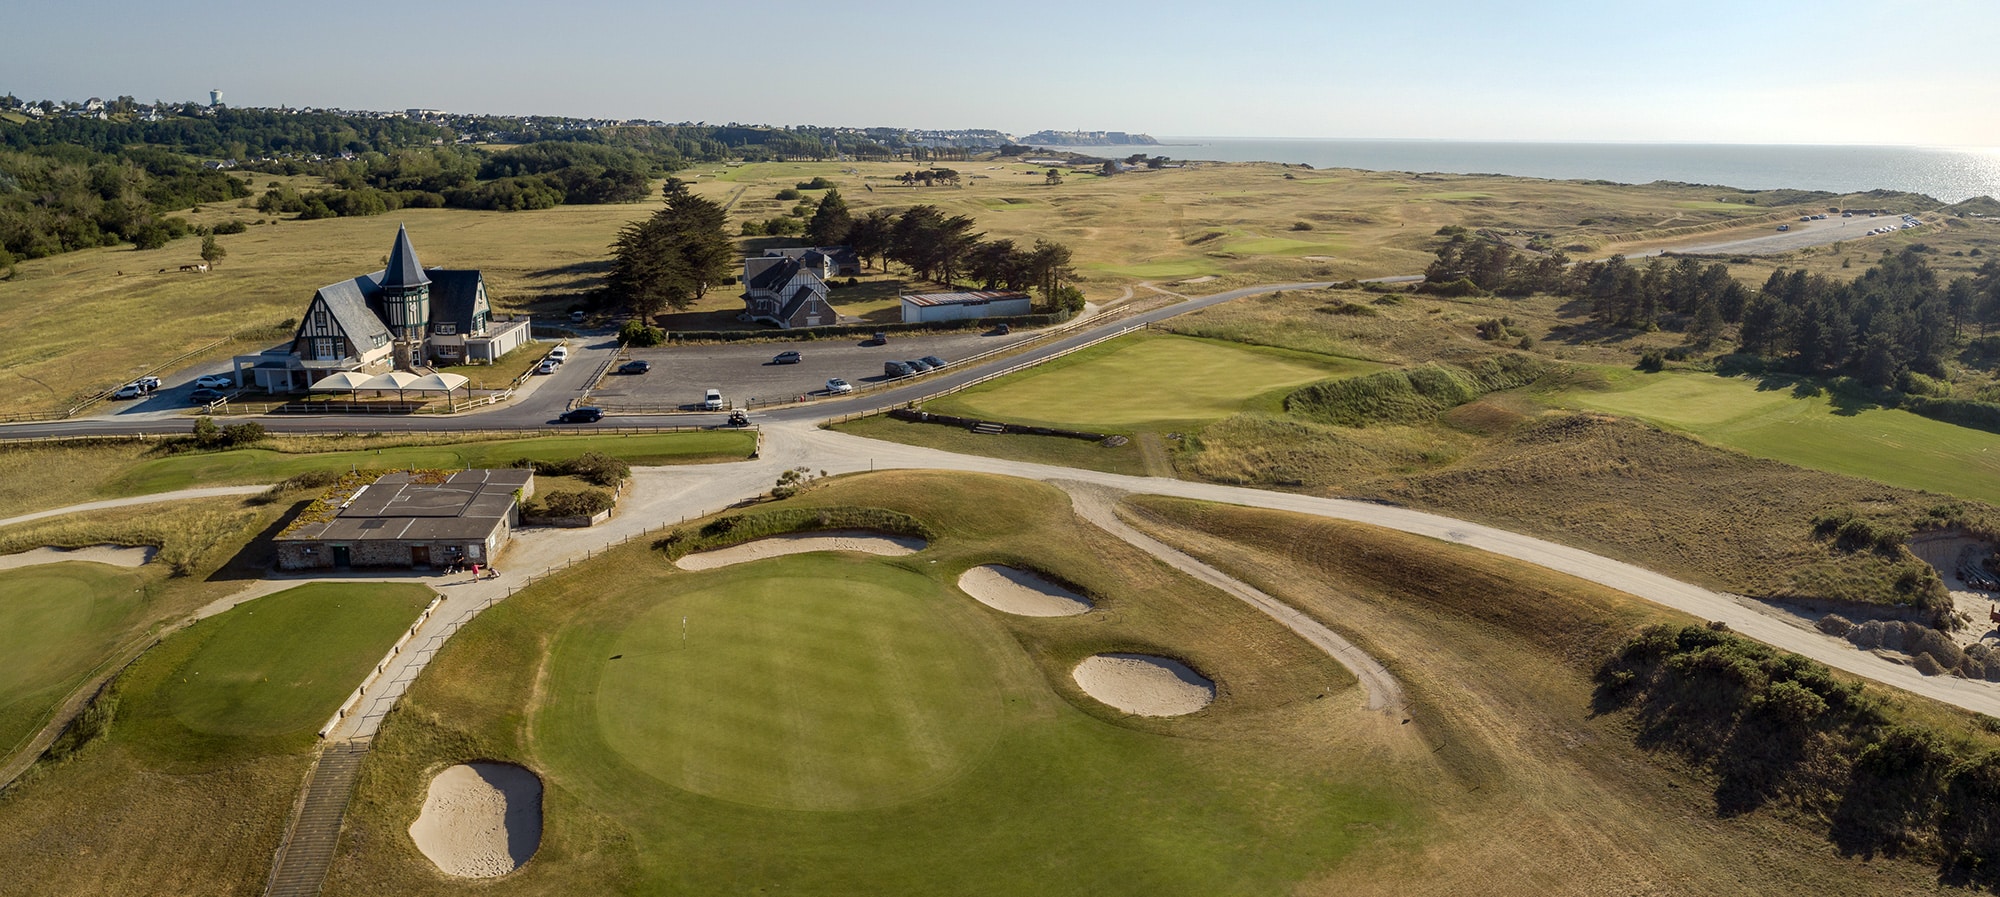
[
  {"x1": 382, "y1": 223, "x2": 431, "y2": 288},
  {"x1": 777, "y1": 281, "x2": 829, "y2": 322},
  {"x1": 747, "y1": 256, "x2": 803, "y2": 293},
  {"x1": 901, "y1": 290, "x2": 1032, "y2": 307},
  {"x1": 428, "y1": 269, "x2": 484, "y2": 333},
  {"x1": 280, "y1": 469, "x2": 532, "y2": 543},
  {"x1": 313, "y1": 274, "x2": 394, "y2": 347}
]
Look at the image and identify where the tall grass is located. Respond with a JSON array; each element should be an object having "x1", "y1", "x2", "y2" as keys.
[{"x1": 1285, "y1": 353, "x2": 1549, "y2": 427}]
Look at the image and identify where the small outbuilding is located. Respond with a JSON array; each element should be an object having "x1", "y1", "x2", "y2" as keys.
[
  {"x1": 275, "y1": 469, "x2": 533, "y2": 571},
  {"x1": 899, "y1": 290, "x2": 1033, "y2": 324}
]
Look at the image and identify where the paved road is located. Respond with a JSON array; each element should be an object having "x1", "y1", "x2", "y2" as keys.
[{"x1": 1623, "y1": 212, "x2": 1926, "y2": 258}]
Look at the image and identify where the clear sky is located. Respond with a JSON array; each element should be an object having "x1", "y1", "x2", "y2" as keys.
[{"x1": 6, "y1": 0, "x2": 1996, "y2": 147}]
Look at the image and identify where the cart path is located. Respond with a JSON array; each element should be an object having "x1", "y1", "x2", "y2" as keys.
[
  {"x1": 0, "y1": 485, "x2": 271, "y2": 530},
  {"x1": 1063, "y1": 481, "x2": 1406, "y2": 714}
]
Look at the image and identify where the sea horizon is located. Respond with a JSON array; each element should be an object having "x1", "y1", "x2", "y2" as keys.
[{"x1": 1031, "y1": 137, "x2": 2000, "y2": 203}]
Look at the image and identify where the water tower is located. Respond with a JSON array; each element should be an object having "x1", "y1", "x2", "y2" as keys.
[{"x1": 209, "y1": 89, "x2": 223, "y2": 107}]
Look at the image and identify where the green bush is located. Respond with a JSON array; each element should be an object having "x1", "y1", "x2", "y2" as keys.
[
  {"x1": 653, "y1": 506, "x2": 932, "y2": 560},
  {"x1": 532, "y1": 489, "x2": 614, "y2": 518},
  {"x1": 514, "y1": 451, "x2": 629, "y2": 487},
  {"x1": 619, "y1": 320, "x2": 666, "y2": 346},
  {"x1": 775, "y1": 188, "x2": 802, "y2": 201}
]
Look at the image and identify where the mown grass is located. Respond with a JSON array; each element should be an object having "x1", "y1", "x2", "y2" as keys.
[
  {"x1": 0, "y1": 581, "x2": 431, "y2": 896},
  {"x1": 1549, "y1": 368, "x2": 2000, "y2": 507},
  {"x1": 116, "y1": 582, "x2": 432, "y2": 769},
  {"x1": 830, "y1": 414, "x2": 1149, "y2": 477},
  {"x1": 327, "y1": 471, "x2": 1424, "y2": 896},
  {"x1": 926, "y1": 330, "x2": 1378, "y2": 432},
  {"x1": 1120, "y1": 496, "x2": 1980, "y2": 895},
  {"x1": 0, "y1": 564, "x2": 150, "y2": 760}
]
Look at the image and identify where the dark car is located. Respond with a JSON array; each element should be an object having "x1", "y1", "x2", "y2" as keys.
[
  {"x1": 869, "y1": 331, "x2": 889, "y2": 346},
  {"x1": 618, "y1": 360, "x2": 652, "y2": 374},
  {"x1": 559, "y1": 406, "x2": 604, "y2": 423},
  {"x1": 991, "y1": 323, "x2": 1011, "y2": 335},
  {"x1": 772, "y1": 350, "x2": 802, "y2": 365},
  {"x1": 727, "y1": 409, "x2": 750, "y2": 427},
  {"x1": 919, "y1": 355, "x2": 947, "y2": 369},
  {"x1": 904, "y1": 358, "x2": 933, "y2": 371},
  {"x1": 884, "y1": 360, "x2": 915, "y2": 378},
  {"x1": 188, "y1": 388, "x2": 228, "y2": 403}
]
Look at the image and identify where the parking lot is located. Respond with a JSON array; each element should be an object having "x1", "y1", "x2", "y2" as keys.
[{"x1": 586, "y1": 328, "x2": 1041, "y2": 410}]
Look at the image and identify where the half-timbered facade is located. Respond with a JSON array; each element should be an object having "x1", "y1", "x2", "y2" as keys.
[
  {"x1": 740, "y1": 256, "x2": 835, "y2": 329},
  {"x1": 235, "y1": 226, "x2": 531, "y2": 392}
]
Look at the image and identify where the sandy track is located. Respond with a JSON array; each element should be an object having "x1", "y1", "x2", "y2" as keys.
[
  {"x1": 674, "y1": 530, "x2": 926, "y2": 570},
  {"x1": 409, "y1": 763, "x2": 542, "y2": 878},
  {"x1": 957, "y1": 565, "x2": 1092, "y2": 616},
  {"x1": 0, "y1": 485, "x2": 269, "y2": 530},
  {"x1": 1072, "y1": 653, "x2": 1214, "y2": 716},
  {"x1": 1061, "y1": 482, "x2": 1407, "y2": 714},
  {"x1": 0, "y1": 544, "x2": 155, "y2": 571}
]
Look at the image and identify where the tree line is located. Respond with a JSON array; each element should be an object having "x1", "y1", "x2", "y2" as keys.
[
  {"x1": 0, "y1": 145, "x2": 248, "y2": 263},
  {"x1": 1420, "y1": 228, "x2": 2000, "y2": 393},
  {"x1": 817, "y1": 196, "x2": 1079, "y2": 309}
]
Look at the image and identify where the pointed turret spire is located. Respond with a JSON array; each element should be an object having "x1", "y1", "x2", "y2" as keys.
[{"x1": 382, "y1": 224, "x2": 430, "y2": 288}]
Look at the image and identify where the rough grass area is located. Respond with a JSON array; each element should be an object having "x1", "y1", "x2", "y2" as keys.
[
  {"x1": 1119, "y1": 496, "x2": 1986, "y2": 895},
  {"x1": 117, "y1": 582, "x2": 433, "y2": 769},
  {"x1": 327, "y1": 472, "x2": 1424, "y2": 896},
  {"x1": 1286, "y1": 353, "x2": 1548, "y2": 427},
  {"x1": 0, "y1": 564, "x2": 149, "y2": 760},
  {"x1": 1551, "y1": 368, "x2": 2000, "y2": 507},
  {"x1": 0, "y1": 496, "x2": 272, "y2": 576},
  {"x1": 926, "y1": 330, "x2": 1378, "y2": 432},
  {"x1": 828, "y1": 413, "x2": 1148, "y2": 477}
]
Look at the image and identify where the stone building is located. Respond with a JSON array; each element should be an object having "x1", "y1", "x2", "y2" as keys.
[{"x1": 275, "y1": 468, "x2": 533, "y2": 571}]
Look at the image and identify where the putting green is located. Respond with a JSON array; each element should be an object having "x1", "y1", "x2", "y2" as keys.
[
  {"x1": 1557, "y1": 370, "x2": 2000, "y2": 506},
  {"x1": 929, "y1": 331, "x2": 1373, "y2": 431},
  {"x1": 0, "y1": 564, "x2": 146, "y2": 754},
  {"x1": 595, "y1": 558, "x2": 1006, "y2": 810},
  {"x1": 121, "y1": 582, "x2": 433, "y2": 765}
]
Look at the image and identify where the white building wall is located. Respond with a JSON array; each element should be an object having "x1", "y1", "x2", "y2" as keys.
[{"x1": 900, "y1": 296, "x2": 1032, "y2": 323}]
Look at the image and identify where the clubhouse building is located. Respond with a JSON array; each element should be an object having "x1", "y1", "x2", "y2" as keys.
[
  {"x1": 233, "y1": 226, "x2": 533, "y2": 393},
  {"x1": 275, "y1": 468, "x2": 533, "y2": 571}
]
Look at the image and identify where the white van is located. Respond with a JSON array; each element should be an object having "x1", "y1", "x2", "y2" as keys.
[
  {"x1": 548, "y1": 344, "x2": 569, "y2": 363},
  {"x1": 704, "y1": 388, "x2": 724, "y2": 411}
]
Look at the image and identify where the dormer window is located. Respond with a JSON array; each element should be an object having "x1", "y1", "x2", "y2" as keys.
[{"x1": 435, "y1": 323, "x2": 456, "y2": 335}]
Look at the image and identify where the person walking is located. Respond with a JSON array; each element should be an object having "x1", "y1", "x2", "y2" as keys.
[{"x1": 470, "y1": 562, "x2": 480, "y2": 583}]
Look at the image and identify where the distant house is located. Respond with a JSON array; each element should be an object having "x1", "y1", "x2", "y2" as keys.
[
  {"x1": 900, "y1": 290, "x2": 1032, "y2": 324},
  {"x1": 274, "y1": 469, "x2": 533, "y2": 570},
  {"x1": 741, "y1": 255, "x2": 835, "y2": 329},
  {"x1": 762, "y1": 245, "x2": 861, "y2": 278},
  {"x1": 233, "y1": 225, "x2": 532, "y2": 392}
]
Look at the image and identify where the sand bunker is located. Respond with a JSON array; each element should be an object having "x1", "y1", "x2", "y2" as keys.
[
  {"x1": 957, "y1": 565, "x2": 1092, "y2": 617},
  {"x1": 0, "y1": 544, "x2": 155, "y2": 572},
  {"x1": 675, "y1": 530, "x2": 926, "y2": 571},
  {"x1": 408, "y1": 763, "x2": 543, "y2": 878},
  {"x1": 1071, "y1": 653, "x2": 1215, "y2": 717}
]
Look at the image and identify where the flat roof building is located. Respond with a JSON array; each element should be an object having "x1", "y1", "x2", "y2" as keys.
[
  {"x1": 275, "y1": 469, "x2": 533, "y2": 571},
  {"x1": 899, "y1": 290, "x2": 1033, "y2": 324}
]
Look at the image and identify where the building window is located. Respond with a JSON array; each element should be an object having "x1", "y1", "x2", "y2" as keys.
[
  {"x1": 314, "y1": 337, "x2": 337, "y2": 359},
  {"x1": 313, "y1": 309, "x2": 328, "y2": 331},
  {"x1": 435, "y1": 323, "x2": 456, "y2": 335}
]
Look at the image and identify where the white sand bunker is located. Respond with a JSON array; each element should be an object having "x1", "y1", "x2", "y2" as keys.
[
  {"x1": 0, "y1": 544, "x2": 155, "y2": 572},
  {"x1": 958, "y1": 565, "x2": 1093, "y2": 617},
  {"x1": 1072, "y1": 653, "x2": 1215, "y2": 717},
  {"x1": 409, "y1": 762, "x2": 543, "y2": 878},
  {"x1": 675, "y1": 530, "x2": 926, "y2": 571}
]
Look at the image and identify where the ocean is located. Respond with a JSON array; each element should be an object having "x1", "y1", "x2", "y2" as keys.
[{"x1": 1038, "y1": 138, "x2": 2000, "y2": 204}]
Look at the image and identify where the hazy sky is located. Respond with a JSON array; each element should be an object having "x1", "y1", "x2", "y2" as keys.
[{"x1": 7, "y1": 0, "x2": 1996, "y2": 146}]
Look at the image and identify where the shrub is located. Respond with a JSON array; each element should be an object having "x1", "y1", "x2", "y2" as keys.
[
  {"x1": 211, "y1": 219, "x2": 249, "y2": 235},
  {"x1": 775, "y1": 188, "x2": 803, "y2": 201},
  {"x1": 1637, "y1": 350, "x2": 1666, "y2": 372},
  {"x1": 619, "y1": 320, "x2": 666, "y2": 346},
  {"x1": 531, "y1": 489, "x2": 614, "y2": 518},
  {"x1": 1286, "y1": 354, "x2": 1548, "y2": 427}
]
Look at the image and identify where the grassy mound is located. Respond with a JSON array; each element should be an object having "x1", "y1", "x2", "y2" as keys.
[
  {"x1": 116, "y1": 582, "x2": 433, "y2": 768},
  {"x1": 1284, "y1": 353, "x2": 1548, "y2": 427}
]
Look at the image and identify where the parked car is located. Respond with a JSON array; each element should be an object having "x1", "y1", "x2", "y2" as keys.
[
  {"x1": 536, "y1": 360, "x2": 560, "y2": 375},
  {"x1": 136, "y1": 376, "x2": 161, "y2": 391},
  {"x1": 826, "y1": 377, "x2": 854, "y2": 394},
  {"x1": 569, "y1": 310, "x2": 587, "y2": 323},
  {"x1": 870, "y1": 331, "x2": 889, "y2": 346},
  {"x1": 188, "y1": 388, "x2": 227, "y2": 403},
  {"x1": 991, "y1": 323, "x2": 1011, "y2": 335},
  {"x1": 192, "y1": 374, "x2": 233, "y2": 389},
  {"x1": 904, "y1": 358, "x2": 933, "y2": 371},
  {"x1": 111, "y1": 383, "x2": 145, "y2": 399},
  {"x1": 884, "y1": 360, "x2": 915, "y2": 378},
  {"x1": 618, "y1": 360, "x2": 651, "y2": 374},
  {"x1": 772, "y1": 350, "x2": 802, "y2": 365},
  {"x1": 919, "y1": 355, "x2": 947, "y2": 369},
  {"x1": 1776, "y1": 224, "x2": 1790, "y2": 232},
  {"x1": 703, "y1": 388, "x2": 724, "y2": 411},
  {"x1": 548, "y1": 345, "x2": 569, "y2": 362},
  {"x1": 559, "y1": 406, "x2": 604, "y2": 423}
]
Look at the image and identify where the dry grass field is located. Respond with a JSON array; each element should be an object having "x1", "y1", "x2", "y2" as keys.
[{"x1": 0, "y1": 157, "x2": 1908, "y2": 416}]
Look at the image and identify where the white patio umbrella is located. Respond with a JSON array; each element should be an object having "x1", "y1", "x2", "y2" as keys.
[
  {"x1": 405, "y1": 372, "x2": 470, "y2": 405},
  {"x1": 359, "y1": 370, "x2": 425, "y2": 401}
]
